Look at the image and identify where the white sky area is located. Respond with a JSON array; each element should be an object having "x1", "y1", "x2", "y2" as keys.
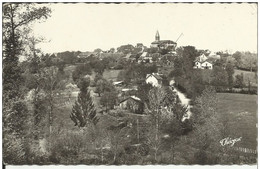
[{"x1": 32, "y1": 3, "x2": 257, "y2": 54}]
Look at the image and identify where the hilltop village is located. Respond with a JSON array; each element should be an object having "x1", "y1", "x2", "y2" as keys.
[
  {"x1": 3, "y1": 4, "x2": 257, "y2": 165},
  {"x1": 11, "y1": 29, "x2": 257, "y2": 165}
]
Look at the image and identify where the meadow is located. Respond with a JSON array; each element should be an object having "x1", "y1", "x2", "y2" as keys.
[{"x1": 217, "y1": 93, "x2": 257, "y2": 150}]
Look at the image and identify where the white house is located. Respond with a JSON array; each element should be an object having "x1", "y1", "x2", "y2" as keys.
[
  {"x1": 197, "y1": 54, "x2": 208, "y2": 62},
  {"x1": 194, "y1": 61, "x2": 202, "y2": 69},
  {"x1": 194, "y1": 60, "x2": 213, "y2": 69},
  {"x1": 194, "y1": 54, "x2": 214, "y2": 70},
  {"x1": 201, "y1": 61, "x2": 213, "y2": 69},
  {"x1": 138, "y1": 52, "x2": 153, "y2": 63},
  {"x1": 146, "y1": 73, "x2": 163, "y2": 87}
]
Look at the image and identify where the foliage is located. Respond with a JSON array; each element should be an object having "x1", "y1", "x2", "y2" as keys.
[
  {"x1": 100, "y1": 91, "x2": 118, "y2": 112},
  {"x1": 234, "y1": 73, "x2": 244, "y2": 88},
  {"x1": 95, "y1": 78, "x2": 114, "y2": 96},
  {"x1": 71, "y1": 79, "x2": 99, "y2": 127},
  {"x1": 117, "y1": 44, "x2": 135, "y2": 54},
  {"x1": 232, "y1": 51, "x2": 257, "y2": 71},
  {"x1": 2, "y1": 4, "x2": 49, "y2": 99},
  {"x1": 57, "y1": 51, "x2": 79, "y2": 64},
  {"x1": 3, "y1": 3, "x2": 51, "y2": 164},
  {"x1": 191, "y1": 87, "x2": 224, "y2": 164},
  {"x1": 72, "y1": 63, "x2": 92, "y2": 83},
  {"x1": 136, "y1": 83, "x2": 153, "y2": 105},
  {"x1": 117, "y1": 63, "x2": 158, "y2": 84},
  {"x1": 144, "y1": 87, "x2": 186, "y2": 162},
  {"x1": 211, "y1": 66, "x2": 228, "y2": 91},
  {"x1": 225, "y1": 62, "x2": 235, "y2": 89},
  {"x1": 91, "y1": 60, "x2": 106, "y2": 75}
]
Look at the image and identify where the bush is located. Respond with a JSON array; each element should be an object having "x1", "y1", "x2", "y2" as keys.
[{"x1": 47, "y1": 130, "x2": 96, "y2": 164}]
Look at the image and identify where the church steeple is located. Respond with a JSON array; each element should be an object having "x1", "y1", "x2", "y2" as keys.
[{"x1": 155, "y1": 30, "x2": 160, "y2": 41}]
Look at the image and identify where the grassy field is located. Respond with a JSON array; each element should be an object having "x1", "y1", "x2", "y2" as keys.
[
  {"x1": 234, "y1": 69, "x2": 257, "y2": 87},
  {"x1": 103, "y1": 69, "x2": 121, "y2": 81},
  {"x1": 217, "y1": 93, "x2": 257, "y2": 150}
]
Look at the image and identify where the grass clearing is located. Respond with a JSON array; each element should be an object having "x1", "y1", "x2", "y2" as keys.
[
  {"x1": 217, "y1": 93, "x2": 257, "y2": 150},
  {"x1": 103, "y1": 69, "x2": 121, "y2": 81}
]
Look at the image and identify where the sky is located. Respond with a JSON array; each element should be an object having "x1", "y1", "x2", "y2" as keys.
[{"x1": 32, "y1": 3, "x2": 257, "y2": 54}]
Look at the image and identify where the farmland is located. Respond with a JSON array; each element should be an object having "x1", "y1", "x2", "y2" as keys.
[{"x1": 217, "y1": 93, "x2": 257, "y2": 150}]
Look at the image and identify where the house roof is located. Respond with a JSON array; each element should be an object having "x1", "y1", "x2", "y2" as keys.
[
  {"x1": 141, "y1": 52, "x2": 148, "y2": 57},
  {"x1": 202, "y1": 60, "x2": 214, "y2": 64},
  {"x1": 119, "y1": 96, "x2": 142, "y2": 103},
  {"x1": 151, "y1": 40, "x2": 176, "y2": 45},
  {"x1": 113, "y1": 81, "x2": 124, "y2": 85},
  {"x1": 146, "y1": 73, "x2": 163, "y2": 80},
  {"x1": 125, "y1": 53, "x2": 132, "y2": 59}
]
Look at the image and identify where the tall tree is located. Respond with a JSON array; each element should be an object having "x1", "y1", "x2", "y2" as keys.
[
  {"x1": 3, "y1": 3, "x2": 51, "y2": 99},
  {"x1": 191, "y1": 87, "x2": 223, "y2": 164},
  {"x1": 145, "y1": 87, "x2": 167, "y2": 162},
  {"x1": 3, "y1": 3, "x2": 51, "y2": 164},
  {"x1": 70, "y1": 79, "x2": 99, "y2": 127},
  {"x1": 225, "y1": 62, "x2": 235, "y2": 89},
  {"x1": 41, "y1": 66, "x2": 66, "y2": 133}
]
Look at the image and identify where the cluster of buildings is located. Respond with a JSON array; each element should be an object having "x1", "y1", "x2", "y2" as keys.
[
  {"x1": 77, "y1": 31, "x2": 177, "y2": 64},
  {"x1": 150, "y1": 30, "x2": 177, "y2": 51},
  {"x1": 193, "y1": 53, "x2": 220, "y2": 70},
  {"x1": 116, "y1": 72, "x2": 165, "y2": 114}
]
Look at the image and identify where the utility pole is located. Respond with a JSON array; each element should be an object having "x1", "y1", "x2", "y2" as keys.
[{"x1": 137, "y1": 118, "x2": 140, "y2": 144}]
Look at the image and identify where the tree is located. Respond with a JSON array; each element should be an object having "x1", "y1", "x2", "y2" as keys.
[
  {"x1": 145, "y1": 87, "x2": 167, "y2": 162},
  {"x1": 3, "y1": 97, "x2": 29, "y2": 164},
  {"x1": 136, "y1": 83, "x2": 153, "y2": 105},
  {"x1": 57, "y1": 51, "x2": 78, "y2": 64},
  {"x1": 72, "y1": 63, "x2": 92, "y2": 83},
  {"x1": 225, "y1": 62, "x2": 234, "y2": 89},
  {"x1": 95, "y1": 78, "x2": 114, "y2": 96},
  {"x1": 191, "y1": 87, "x2": 223, "y2": 164},
  {"x1": 93, "y1": 61, "x2": 105, "y2": 75},
  {"x1": 234, "y1": 73, "x2": 244, "y2": 88},
  {"x1": 70, "y1": 79, "x2": 99, "y2": 127},
  {"x1": 3, "y1": 3, "x2": 51, "y2": 99},
  {"x1": 109, "y1": 48, "x2": 115, "y2": 53},
  {"x1": 41, "y1": 66, "x2": 66, "y2": 133},
  {"x1": 211, "y1": 66, "x2": 228, "y2": 91},
  {"x1": 3, "y1": 3, "x2": 51, "y2": 164},
  {"x1": 117, "y1": 44, "x2": 135, "y2": 54},
  {"x1": 232, "y1": 51, "x2": 242, "y2": 68},
  {"x1": 100, "y1": 91, "x2": 118, "y2": 112},
  {"x1": 181, "y1": 46, "x2": 199, "y2": 76},
  {"x1": 94, "y1": 48, "x2": 102, "y2": 53}
]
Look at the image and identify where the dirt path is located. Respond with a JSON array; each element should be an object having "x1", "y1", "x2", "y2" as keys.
[{"x1": 170, "y1": 80, "x2": 192, "y2": 120}]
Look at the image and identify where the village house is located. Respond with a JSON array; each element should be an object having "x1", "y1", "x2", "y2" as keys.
[
  {"x1": 193, "y1": 54, "x2": 214, "y2": 69},
  {"x1": 113, "y1": 81, "x2": 124, "y2": 86},
  {"x1": 119, "y1": 96, "x2": 144, "y2": 114},
  {"x1": 138, "y1": 52, "x2": 153, "y2": 63},
  {"x1": 146, "y1": 73, "x2": 163, "y2": 87}
]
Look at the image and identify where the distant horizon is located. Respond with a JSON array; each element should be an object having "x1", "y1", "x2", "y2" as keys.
[{"x1": 31, "y1": 3, "x2": 257, "y2": 54}]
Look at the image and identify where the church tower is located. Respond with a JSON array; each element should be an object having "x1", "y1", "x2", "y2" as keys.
[{"x1": 155, "y1": 30, "x2": 160, "y2": 41}]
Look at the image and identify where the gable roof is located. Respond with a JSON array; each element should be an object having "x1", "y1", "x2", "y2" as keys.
[
  {"x1": 125, "y1": 53, "x2": 132, "y2": 59},
  {"x1": 146, "y1": 73, "x2": 163, "y2": 80},
  {"x1": 119, "y1": 96, "x2": 142, "y2": 103},
  {"x1": 141, "y1": 52, "x2": 148, "y2": 57}
]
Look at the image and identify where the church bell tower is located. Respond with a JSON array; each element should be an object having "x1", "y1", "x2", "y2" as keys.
[{"x1": 155, "y1": 30, "x2": 160, "y2": 41}]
